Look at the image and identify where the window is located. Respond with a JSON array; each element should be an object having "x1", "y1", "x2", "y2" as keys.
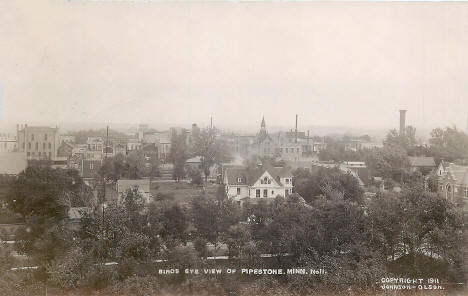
[
  {"x1": 22, "y1": 143, "x2": 25, "y2": 149},
  {"x1": 35, "y1": 142, "x2": 38, "y2": 150},
  {"x1": 297, "y1": 148, "x2": 299, "y2": 153},
  {"x1": 28, "y1": 143, "x2": 31, "y2": 149},
  {"x1": 256, "y1": 189, "x2": 260, "y2": 197},
  {"x1": 237, "y1": 188, "x2": 241, "y2": 195},
  {"x1": 27, "y1": 152, "x2": 30, "y2": 156},
  {"x1": 90, "y1": 163, "x2": 94, "y2": 170},
  {"x1": 271, "y1": 190, "x2": 274, "y2": 195},
  {"x1": 465, "y1": 187, "x2": 468, "y2": 198},
  {"x1": 263, "y1": 189, "x2": 268, "y2": 197},
  {"x1": 285, "y1": 178, "x2": 290, "y2": 184},
  {"x1": 263, "y1": 177, "x2": 268, "y2": 184},
  {"x1": 43, "y1": 143, "x2": 45, "y2": 149},
  {"x1": 48, "y1": 143, "x2": 51, "y2": 149},
  {"x1": 237, "y1": 177, "x2": 242, "y2": 183},
  {"x1": 44, "y1": 134, "x2": 48, "y2": 141},
  {"x1": 31, "y1": 134, "x2": 34, "y2": 141},
  {"x1": 48, "y1": 152, "x2": 51, "y2": 158},
  {"x1": 38, "y1": 152, "x2": 41, "y2": 157}
]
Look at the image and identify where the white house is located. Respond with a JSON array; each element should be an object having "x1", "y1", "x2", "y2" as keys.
[{"x1": 224, "y1": 164, "x2": 293, "y2": 202}]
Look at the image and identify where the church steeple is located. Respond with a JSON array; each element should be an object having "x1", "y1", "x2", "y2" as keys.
[{"x1": 259, "y1": 116, "x2": 267, "y2": 136}]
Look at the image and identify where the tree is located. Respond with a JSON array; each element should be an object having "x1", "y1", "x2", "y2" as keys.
[
  {"x1": 429, "y1": 126, "x2": 468, "y2": 162},
  {"x1": 168, "y1": 132, "x2": 188, "y2": 182},
  {"x1": 293, "y1": 167, "x2": 364, "y2": 204},
  {"x1": 367, "y1": 186, "x2": 464, "y2": 280},
  {"x1": 190, "y1": 169, "x2": 203, "y2": 186},
  {"x1": 193, "y1": 127, "x2": 232, "y2": 181},
  {"x1": 7, "y1": 166, "x2": 92, "y2": 219},
  {"x1": 384, "y1": 126, "x2": 417, "y2": 150},
  {"x1": 191, "y1": 195, "x2": 240, "y2": 246},
  {"x1": 161, "y1": 204, "x2": 188, "y2": 242}
]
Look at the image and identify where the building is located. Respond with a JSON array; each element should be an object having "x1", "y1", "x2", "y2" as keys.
[
  {"x1": 0, "y1": 133, "x2": 17, "y2": 152},
  {"x1": 116, "y1": 179, "x2": 152, "y2": 203},
  {"x1": 408, "y1": 156, "x2": 436, "y2": 174},
  {"x1": 81, "y1": 159, "x2": 101, "y2": 180},
  {"x1": 437, "y1": 162, "x2": 468, "y2": 209},
  {"x1": 114, "y1": 143, "x2": 127, "y2": 156},
  {"x1": 87, "y1": 137, "x2": 104, "y2": 151},
  {"x1": 16, "y1": 124, "x2": 60, "y2": 160},
  {"x1": 251, "y1": 117, "x2": 276, "y2": 157},
  {"x1": 186, "y1": 156, "x2": 203, "y2": 171},
  {"x1": 59, "y1": 135, "x2": 75, "y2": 145},
  {"x1": 158, "y1": 137, "x2": 171, "y2": 161},
  {"x1": 224, "y1": 163, "x2": 293, "y2": 202},
  {"x1": 127, "y1": 139, "x2": 142, "y2": 152},
  {"x1": 57, "y1": 142, "x2": 74, "y2": 158}
]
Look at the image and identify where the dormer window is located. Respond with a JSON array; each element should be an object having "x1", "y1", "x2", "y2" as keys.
[
  {"x1": 237, "y1": 177, "x2": 242, "y2": 183},
  {"x1": 263, "y1": 177, "x2": 268, "y2": 184}
]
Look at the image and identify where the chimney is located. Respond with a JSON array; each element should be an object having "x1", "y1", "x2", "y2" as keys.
[
  {"x1": 399, "y1": 110, "x2": 407, "y2": 136},
  {"x1": 295, "y1": 114, "x2": 298, "y2": 143}
]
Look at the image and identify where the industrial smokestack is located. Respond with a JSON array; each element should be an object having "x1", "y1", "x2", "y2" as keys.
[
  {"x1": 295, "y1": 114, "x2": 298, "y2": 143},
  {"x1": 399, "y1": 110, "x2": 407, "y2": 136}
]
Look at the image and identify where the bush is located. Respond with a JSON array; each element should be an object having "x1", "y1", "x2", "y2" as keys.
[
  {"x1": 190, "y1": 170, "x2": 203, "y2": 187},
  {"x1": 110, "y1": 275, "x2": 160, "y2": 296}
]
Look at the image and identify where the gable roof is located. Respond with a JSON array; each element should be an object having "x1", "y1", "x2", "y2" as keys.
[
  {"x1": 446, "y1": 164, "x2": 468, "y2": 186},
  {"x1": 256, "y1": 132, "x2": 273, "y2": 144},
  {"x1": 408, "y1": 157, "x2": 436, "y2": 167},
  {"x1": 68, "y1": 207, "x2": 92, "y2": 220},
  {"x1": 225, "y1": 164, "x2": 293, "y2": 187}
]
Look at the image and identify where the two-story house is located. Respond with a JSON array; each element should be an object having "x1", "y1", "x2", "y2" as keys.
[{"x1": 224, "y1": 163, "x2": 293, "y2": 202}]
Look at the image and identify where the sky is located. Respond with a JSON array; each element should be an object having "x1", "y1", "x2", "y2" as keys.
[{"x1": 1, "y1": 0, "x2": 468, "y2": 133}]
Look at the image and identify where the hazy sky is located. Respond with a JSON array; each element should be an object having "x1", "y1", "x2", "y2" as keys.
[{"x1": 1, "y1": 0, "x2": 468, "y2": 132}]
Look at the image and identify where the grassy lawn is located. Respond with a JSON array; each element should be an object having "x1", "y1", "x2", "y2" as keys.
[{"x1": 150, "y1": 181, "x2": 220, "y2": 205}]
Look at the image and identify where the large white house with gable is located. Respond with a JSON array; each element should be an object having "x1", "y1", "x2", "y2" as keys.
[{"x1": 224, "y1": 163, "x2": 293, "y2": 202}]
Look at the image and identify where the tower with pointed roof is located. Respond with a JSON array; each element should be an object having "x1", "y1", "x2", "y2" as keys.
[
  {"x1": 260, "y1": 116, "x2": 267, "y2": 136},
  {"x1": 252, "y1": 116, "x2": 275, "y2": 157}
]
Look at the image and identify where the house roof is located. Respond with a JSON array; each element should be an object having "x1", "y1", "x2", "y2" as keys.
[
  {"x1": 446, "y1": 164, "x2": 468, "y2": 186},
  {"x1": 68, "y1": 207, "x2": 92, "y2": 220},
  {"x1": 186, "y1": 156, "x2": 202, "y2": 163},
  {"x1": 225, "y1": 164, "x2": 293, "y2": 186},
  {"x1": 408, "y1": 157, "x2": 436, "y2": 167}
]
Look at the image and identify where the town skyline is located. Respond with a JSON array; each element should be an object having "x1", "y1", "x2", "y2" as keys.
[{"x1": 2, "y1": 1, "x2": 468, "y2": 131}]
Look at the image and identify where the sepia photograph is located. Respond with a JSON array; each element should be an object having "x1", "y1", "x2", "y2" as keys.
[{"x1": 0, "y1": 0, "x2": 467, "y2": 295}]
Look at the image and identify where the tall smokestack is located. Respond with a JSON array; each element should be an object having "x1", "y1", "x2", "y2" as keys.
[
  {"x1": 295, "y1": 114, "x2": 298, "y2": 143},
  {"x1": 399, "y1": 110, "x2": 407, "y2": 136}
]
